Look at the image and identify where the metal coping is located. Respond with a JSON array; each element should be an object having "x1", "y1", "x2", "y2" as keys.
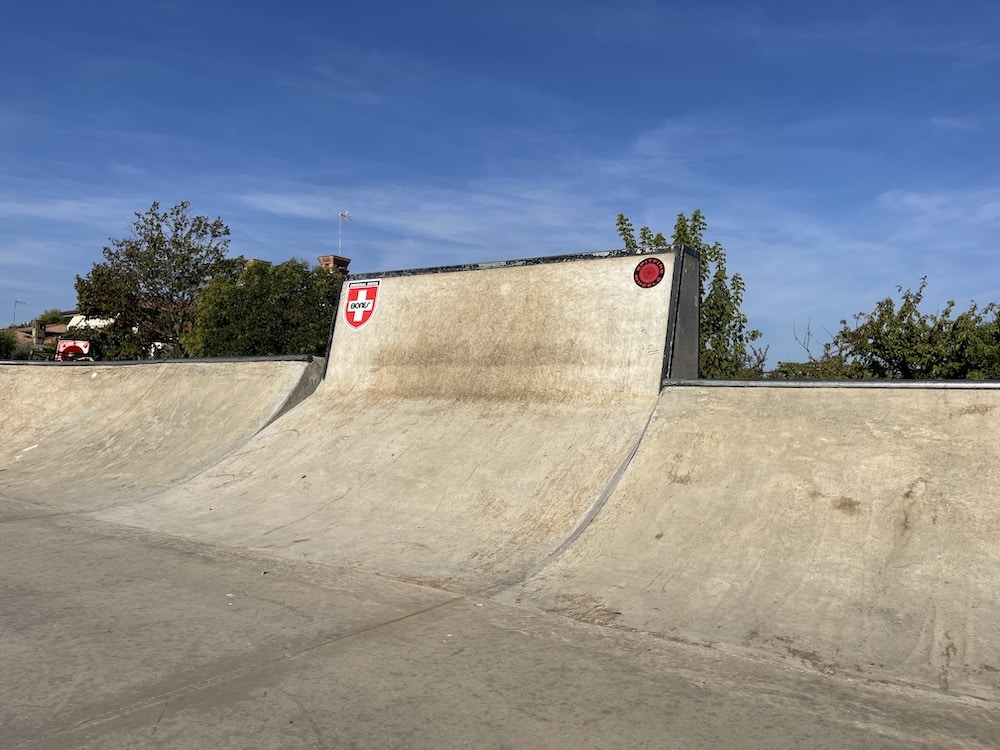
[
  {"x1": 343, "y1": 245, "x2": 698, "y2": 281},
  {"x1": 663, "y1": 378, "x2": 1000, "y2": 390},
  {"x1": 0, "y1": 355, "x2": 317, "y2": 368}
]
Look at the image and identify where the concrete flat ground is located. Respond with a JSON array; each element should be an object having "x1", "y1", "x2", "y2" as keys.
[{"x1": 3, "y1": 509, "x2": 997, "y2": 750}]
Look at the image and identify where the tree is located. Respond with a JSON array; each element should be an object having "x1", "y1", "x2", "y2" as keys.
[
  {"x1": 75, "y1": 201, "x2": 242, "y2": 359},
  {"x1": 0, "y1": 328, "x2": 31, "y2": 360},
  {"x1": 183, "y1": 259, "x2": 344, "y2": 358},
  {"x1": 767, "y1": 323, "x2": 865, "y2": 380},
  {"x1": 617, "y1": 210, "x2": 766, "y2": 378},
  {"x1": 38, "y1": 308, "x2": 64, "y2": 325},
  {"x1": 774, "y1": 279, "x2": 1000, "y2": 379}
]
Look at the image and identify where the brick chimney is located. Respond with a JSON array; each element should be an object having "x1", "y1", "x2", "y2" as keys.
[{"x1": 318, "y1": 255, "x2": 351, "y2": 274}]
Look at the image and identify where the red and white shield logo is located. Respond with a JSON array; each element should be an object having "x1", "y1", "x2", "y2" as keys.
[{"x1": 344, "y1": 280, "x2": 380, "y2": 329}]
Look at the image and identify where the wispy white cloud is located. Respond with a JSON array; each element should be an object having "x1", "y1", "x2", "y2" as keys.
[
  {"x1": 0, "y1": 197, "x2": 136, "y2": 227},
  {"x1": 487, "y1": 0, "x2": 1000, "y2": 69},
  {"x1": 928, "y1": 116, "x2": 980, "y2": 133},
  {"x1": 302, "y1": 49, "x2": 419, "y2": 106},
  {"x1": 235, "y1": 176, "x2": 614, "y2": 263},
  {"x1": 877, "y1": 187, "x2": 1000, "y2": 234}
]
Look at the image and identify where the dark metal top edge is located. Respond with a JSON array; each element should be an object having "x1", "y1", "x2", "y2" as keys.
[
  {"x1": 345, "y1": 245, "x2": 698, "y2": 281},
  {"x1": 0, "y1": 355, "x2": 317, "y2": 367},
  {"x1": 663, "y1": 378, "x2": 1000, "y2": 390}
]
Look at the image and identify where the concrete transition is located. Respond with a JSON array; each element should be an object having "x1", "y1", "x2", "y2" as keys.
[
  {"x1": 0, "y1": 357, "x2": 324, "y2": 517},
  {"x1": 1, "y1": 245, "x2": 998, "y2": 749}
]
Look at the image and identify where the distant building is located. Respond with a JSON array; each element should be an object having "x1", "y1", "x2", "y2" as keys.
[
  {"x1": 10, "y1": 310, "x2": 80, "y2": 357},
  {"x1": 317, "y1": 255, "x2": 351, "y2": 274},
  {"x1": 243, "y1": 256, "x2": 350, "y2": 274},
  {"x1": 66, "y1": 314, "x2": 114, "y2": 331}
]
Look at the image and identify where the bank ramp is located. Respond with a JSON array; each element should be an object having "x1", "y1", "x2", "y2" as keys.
[
  {"x1": 501, "y1": 382, "x2": 1000, "y2": 698},
  {"x1": 0, "y1": 358, "x2": 323, "y2": 517},
  {"x1": 97, "y1": 248, "x2": 698, "y2": 593}
]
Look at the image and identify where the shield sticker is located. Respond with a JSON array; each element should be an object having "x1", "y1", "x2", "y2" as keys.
[{"x1": 344, "y1": 279, "x2": 380, "y2": 329}]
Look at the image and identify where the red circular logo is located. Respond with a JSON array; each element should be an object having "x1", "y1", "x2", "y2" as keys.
[{"x1": 634, "y1": 257, "x2": 665, "y2": 288}]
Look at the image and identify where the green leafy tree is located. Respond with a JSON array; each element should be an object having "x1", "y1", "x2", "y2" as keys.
[
  {"x1": 183, "y1": 259, "x2": 344, "y2": 357},
  {"x1": 38, "y1": 308, "x2": 64, "y2": 325},
  {"x1": 616, "y1": 210, "x2": 766, "y2": 378},
  {"x1": 0, "y1": 328, "x2": 17, "y2": 358},
  {"x1": 63, "y1": 322, "x2": 146, "y2": 362},
  {"x1": 75, "y1": 201, "x2": 242, "y2": 359},
  {"x1": 775, "y1": 279, "x2": 1000, "y2": 379},
  {"x1": 0, "y1": 328, "x2": 31, "y2": 360},
  {"x1": 767, "y1": 324, "x2": 865, "y2": 380}
]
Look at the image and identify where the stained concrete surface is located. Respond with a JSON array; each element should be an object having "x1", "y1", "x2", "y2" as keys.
[
  {"x1": 501, "y1": 385, "x2": 1000, "y2": 699},
  {"x1": 3, "y1": 512, "x2": 997, "y2": 750},
  {"x1": 90, "y1": 252, "x2": 680, "y2": 593}
]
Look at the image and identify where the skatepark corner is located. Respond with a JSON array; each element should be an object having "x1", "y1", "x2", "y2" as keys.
[{"x1": 2, "y1": 246, "x2": 998, "y2": 748}]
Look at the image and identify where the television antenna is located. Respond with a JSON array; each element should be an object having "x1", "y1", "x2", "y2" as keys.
[
  {"x1": 338, "y1": 210, "x2": 351, "y2": 256},
  {"x1": 13, "y1": 298, "x2": 25, "y2": 327}
]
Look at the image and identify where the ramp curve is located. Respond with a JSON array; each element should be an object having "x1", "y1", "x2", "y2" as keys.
[
  {"x1": 0, "y1": 358, "x2": 323, "y2": 517},
  {"x1": 500, "y1": 383, "x2": 1000, "y2": 698},
  {"x1": 96, "y1": 249, "x2": 690, "y2": 592}
]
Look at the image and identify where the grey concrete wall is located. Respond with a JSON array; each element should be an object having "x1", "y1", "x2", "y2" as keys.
[{"x1": 325, "y1": 250, "x2": 679, "y2": 402}]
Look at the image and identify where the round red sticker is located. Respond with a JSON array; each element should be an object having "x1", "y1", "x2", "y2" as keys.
[{"x1": 634, "y1": 257, "x2": 665, "y2": 288}]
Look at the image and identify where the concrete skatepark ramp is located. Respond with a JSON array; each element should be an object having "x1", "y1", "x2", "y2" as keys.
[
  {"x1": 2, "y1": 245, "x2": 998, "y2": 747},
  {"x1": 501, "y1": 383, "x2": 1000, "y2": 699},
  {"x1": 93, "y1": 247, "x2": 699, "y2": 592},
  {"x1": 0, "y1": 357, "x2": 323, "y2": 517}
]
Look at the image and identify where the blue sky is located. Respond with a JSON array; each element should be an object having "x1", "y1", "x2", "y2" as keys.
[{"x1": 2, "y1": 0, "x2": 997, "y2": 364}]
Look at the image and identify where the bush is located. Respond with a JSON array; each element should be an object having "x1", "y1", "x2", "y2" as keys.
[{"x1": 0, "y1": 329, "x2": 32, "y2": 360}]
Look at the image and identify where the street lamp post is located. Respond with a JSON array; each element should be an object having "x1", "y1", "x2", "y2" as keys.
[{"x1": 13, "y1": 299, "x2": 25, "y2": 327}]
